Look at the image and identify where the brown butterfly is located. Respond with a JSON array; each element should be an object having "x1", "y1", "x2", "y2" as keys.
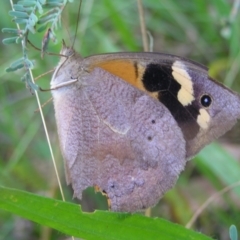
[{"x1": 50, "y1": 42, "x2": 240, "y2": 212}]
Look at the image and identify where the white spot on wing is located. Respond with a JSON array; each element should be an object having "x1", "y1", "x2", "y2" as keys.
[
  {"x1": 172, "y1": 61, "x2": 194, "y2": 106},
  {"x1": 197, "y1": 108, "x2": 210, "y2": 129}
]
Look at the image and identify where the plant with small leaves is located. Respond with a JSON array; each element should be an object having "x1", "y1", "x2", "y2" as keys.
[{"x1": 2, "y1": 0, "x2": 74, "y2": 92}]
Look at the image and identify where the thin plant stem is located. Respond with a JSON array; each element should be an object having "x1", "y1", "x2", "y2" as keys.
[
  {"x1": 186, "y1": 181, "x2": 240, "y2": 229},
  {"x1": 137, "y1": 0, "x2": 148, "y2": 51}
]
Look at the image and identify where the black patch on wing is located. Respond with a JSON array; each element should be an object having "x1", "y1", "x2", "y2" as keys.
[{"x1": 142, "y1": 63, "x2": 200, "y2": 140}]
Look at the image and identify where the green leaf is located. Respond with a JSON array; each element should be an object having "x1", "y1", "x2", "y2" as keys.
[
  {"x1": 10, "y1": 57, "x2": 24, "y2": 67},
  {"x1": 13, "y1": 4, "x2": 26, "y2": 11},
  {"x1": 13, "y1": 18, "x2": 28, "y2": 24},
  {"x1": 9, "y1": 10, "x2": 29, "y2": 18},
  {"x1": 2, "y1": 28, "x2": 21, "y2": 34},
  {"x1": 0, "y1": 186, "x2": 212, "y2": 240},
  {"x1": 38, "y1": 13, "x2": 58, "y2": 24},
  {"x1": 37, "y1": 23, "x2": 48, "y2": 32},
  {"x1": 2, "y1": 36, "x2": 20, "y2": 44},
  {"x1": 46, "y1": 2, "x2": 64, "y2": 7},
  {"x1": 29, "y1": 12, "x2": 38, "y2": 23},
  {"x1": 6, "y1": 64, "x2": 24, "y2": 72},
  {"x1": 229, "y1": 225, "x2": 238, "y2": 240},
  {"x1": 39, "y1": 0, "x2": 47, "y2": 4},
  {"x1": 17, "y1": 0, "x2": 38, "y2": 7},
  {"x1": 5, "y1": 57, "x2": 25, "y2": 72},
  {"x1": 196, "y1": 143, "x2": 240, "y2": 196},
  {"x1": 36, "y1": 1, "x2": 44, "y2": 14}
]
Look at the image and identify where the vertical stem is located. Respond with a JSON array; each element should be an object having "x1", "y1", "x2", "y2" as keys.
[{"x1": 137, "y1": 0, "x2": 149, "y2": 51}]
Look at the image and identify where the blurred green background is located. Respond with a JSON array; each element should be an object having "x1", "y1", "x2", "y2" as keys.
[{"x1": 0, "y1": 0, "x2": 240, "y2": 239}]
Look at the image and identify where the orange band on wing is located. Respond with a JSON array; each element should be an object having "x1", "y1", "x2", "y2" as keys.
[{"x1": 94, "y1": 60, "x2": 146, "y2": 91}]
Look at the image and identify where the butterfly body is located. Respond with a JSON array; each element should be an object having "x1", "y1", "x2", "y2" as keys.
[{"x1": 51, "y1": 44, "x2": 240, "y2": 212}]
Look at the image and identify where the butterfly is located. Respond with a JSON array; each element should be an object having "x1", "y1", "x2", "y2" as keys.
[{"x1": 50, "y1": 42, "x2": 240, "y2": 212}]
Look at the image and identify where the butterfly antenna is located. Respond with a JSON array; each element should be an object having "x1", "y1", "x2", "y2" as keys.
[{"x1": 72, "y1": 0, "x2": 82, "y2": 49}]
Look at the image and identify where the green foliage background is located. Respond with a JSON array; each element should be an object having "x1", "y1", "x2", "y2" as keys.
[{"x1": 0, "y1": 0, "x2": 240, "y2": 239}]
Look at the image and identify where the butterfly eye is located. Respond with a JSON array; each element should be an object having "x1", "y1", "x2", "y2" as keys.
[{"x1": 200, "y1": 94, "x2": 212, "y2": 108}]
